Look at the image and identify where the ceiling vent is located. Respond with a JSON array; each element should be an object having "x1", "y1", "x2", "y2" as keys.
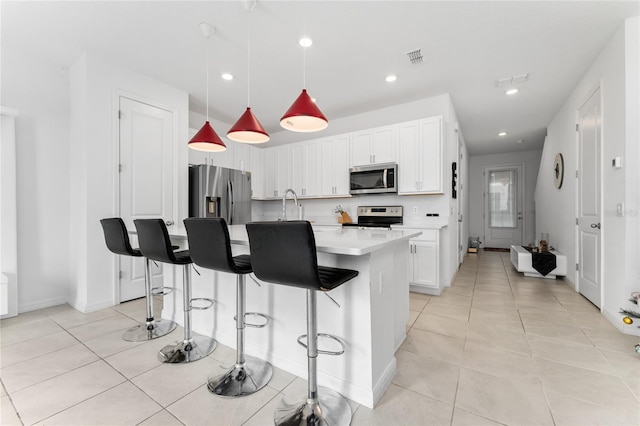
[
  {"x1": 495, "y1": 73, "x2": 529, "y2": 87},
  {"x1": 406, "y1": 49, "x2": 424, "y2": 65}
]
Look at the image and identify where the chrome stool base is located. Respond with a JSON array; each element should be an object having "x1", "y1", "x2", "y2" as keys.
[
  {"x1": 122, "y1": 319, "x2": 177, "y2": 342},
  {"x1": 207, "y1": 355, "x2": 273, "y2": 397},
  {"x1": 274, "y1": 386, "x2": 352, "y2": 426},
  {"x1": 158, "y1": 335, "x2": 216, "y2": 364}
]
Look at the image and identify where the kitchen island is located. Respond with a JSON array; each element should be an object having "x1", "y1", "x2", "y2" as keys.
[{"x1": 159, "y1": 225, "x2": 421, "y2": 408}]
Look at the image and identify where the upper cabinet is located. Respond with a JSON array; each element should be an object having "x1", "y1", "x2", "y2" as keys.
[
  {"x1": 321, "y1": 135, "x2": 351, "y2": 197},
  {"x1": 292, "y1": 140, "x2": 321, "y2": 198},
  {"x1": 234, "y1": 143, "x2": 265, "y2": 199},
  {"x1": 398, "y1": 116, "x2": 443, "y2": 195},
  {"x1": 264, "y1": 145, "x2": 291, "y2": 199},
  {"x1": 350, "y1": 125, "x2": 397, "y2": 166},
  {"x1": 249, "y1": 147, "x2": 264, "y2": 199}
]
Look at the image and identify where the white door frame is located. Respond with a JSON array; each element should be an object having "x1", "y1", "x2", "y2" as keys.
[
  {"x1": 483, "y1": 163, "x2": 525, "y2": 249},
  {"x1": 575, "y1": 85, "x2": 603, "y2": 308},
  {"x1": 110, "y1": 90, "x2": 180, "y2": 305}
]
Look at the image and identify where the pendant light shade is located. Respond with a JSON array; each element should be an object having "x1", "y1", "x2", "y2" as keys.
[
  {"x1": 228, "y1": 107, "x2": 269, "y2": 143},
  {"x1": 188, "y1": 121, "x2": 226, "y2": 152},
  {"x1": 280, "y1": 89, "x2": 328, "y2": 132}
]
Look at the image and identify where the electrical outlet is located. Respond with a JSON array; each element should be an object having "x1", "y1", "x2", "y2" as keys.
[{"x1": 412, "y1": 206, "x2": 418, "y2": 214}]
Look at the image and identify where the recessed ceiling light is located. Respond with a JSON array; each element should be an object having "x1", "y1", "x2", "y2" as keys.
[
  {"x1": 299, "y1": 37, "x2": 312, "y2": 47},
  {"x1": 498, "y1": 132, "x2": 507, "y2": 136},
  {"x1": 385, "y1": 75, "x2": 397, "y2": 83},
  {"x1": 222, "y1": 73, "x2": 234, "y2": 81},
  {"x1": 506, "y1": 88, "x2": 519, "y2": 95}
]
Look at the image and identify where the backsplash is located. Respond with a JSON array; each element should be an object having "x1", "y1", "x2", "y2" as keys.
[{"x1": 252, "y1": 193, "x2": 449, "y2": 225}]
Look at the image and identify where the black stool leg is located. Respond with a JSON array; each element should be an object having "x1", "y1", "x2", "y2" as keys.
[
  {"x1": 208, "y1": 274, "x2": 272, "y2": 397},
  {"x1": 123, "y1": 258, "x2": 177, "y2": 341},
  {"x1": 274, "y1": 289, "x2": 351, "y2": 425},
  {"x1": 158, "y1": 265, "x2": 216, "y2": 363}
]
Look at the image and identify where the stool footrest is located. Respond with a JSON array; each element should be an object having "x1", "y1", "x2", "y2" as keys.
[
  {"x1": 151, "y1": 286, "x2": 175, "y2": 296},
  {"x1": 297, "y1": 333, "x2": 345, "y2": 356},
  {"x1": 190, "y1": 297, "x2": 215, "y2": 310},
  {"x1": 234, "y1": 312, "x2": 270, "y2": 328}
]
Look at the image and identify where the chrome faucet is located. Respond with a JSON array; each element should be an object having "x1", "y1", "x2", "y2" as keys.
[{"x1": 281, "y1": 188, "x2": 298, "y2": 221}]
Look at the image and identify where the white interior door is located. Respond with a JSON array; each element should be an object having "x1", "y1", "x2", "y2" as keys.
[
  {"x1": 483, "y1": 164, "x2": 524, "y2": 249},
  {"x1": 119, "y1": 96, "x2": 174, "y2": 302},
  {"x1": 577, "y1": 88, "x2": 602, "y2": 308}
]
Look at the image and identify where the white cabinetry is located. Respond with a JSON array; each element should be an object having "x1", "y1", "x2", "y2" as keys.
[
  {"x1": 234, "y1": 143, "x2": 265, "y2": 199},
  {"x1": 264, "y1": 145, "x2": 291, "y2": 199},
  {"x1": 321, "y1": 135, "x2": 351, "y2": 197},
  {"x1": 398, "y1": 116, "x2": 443, "y2": 194},
  {"x1": 292, "y1": 140, "x2": 321, "y2": 197},
  {"x1": 404, "y1": 228, "x2": 441, "y2": 295},
  {"x1": 350, "y1": 125, "x2": 397, "y2": 166},
  {"x1": 188, "y1": 127, "x2": 234, "y2": 168},
  {"x1": 250, "y1": 147, "x2": 265, "y2": 199}
]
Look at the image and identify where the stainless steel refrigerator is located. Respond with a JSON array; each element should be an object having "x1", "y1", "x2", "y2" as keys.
[{"x1": 189, "y1": 165, "x2": 252, "y2": 224}]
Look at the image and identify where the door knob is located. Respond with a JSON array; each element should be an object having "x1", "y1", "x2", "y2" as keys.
[
  {"x1": 590, "y1": 223, "x2": 601, "y2": 229},
  {"x1": 165, "y1": 220, "x2": 174, "y2": 226}
]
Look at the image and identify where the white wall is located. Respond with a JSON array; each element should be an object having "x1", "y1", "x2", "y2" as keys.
[
  {"x1": 69, "y1": 52, "x2": 189, "y2": 312},
  {"x1": 536, "y1": 17, "x2": 639, "y2": 332},
  {"x1": 469, "y1": 150, "x2": 542, "y2": 247},
  {"x1": 1, "y1": 46, "x2": 71, "y2": 313}
]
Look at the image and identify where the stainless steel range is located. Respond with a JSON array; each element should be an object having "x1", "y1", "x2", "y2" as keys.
[{"x1": 342, "y1": 206, "x2": 403, "y2": 229}]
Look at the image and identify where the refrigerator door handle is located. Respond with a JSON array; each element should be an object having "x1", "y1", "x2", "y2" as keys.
[{"x1": 227, "y1": 180, "x2": 234, "y2": 224}]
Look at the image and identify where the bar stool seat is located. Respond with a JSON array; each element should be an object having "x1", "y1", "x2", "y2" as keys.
[
  {"x1": 134, "y1": 219, "x2": 216, "y2": 364},
  {"x1": 246, "y1": 220, "x2": 358, "y2": 426},
  {"x1": 184, "y1": 218, "x2": 272, "y2": 398},
  {"x1": 100, "y1": 218, "x2": 176, "y2": 342}
]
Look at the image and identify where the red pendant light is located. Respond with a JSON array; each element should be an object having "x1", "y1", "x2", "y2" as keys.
[
  {"x1": 189, "y1": 121, "x2": 226, "y2": 152},
  {"x1": 227, "y1": 1, "x2": 269, "y2": 144},
  {"x1": 189, "y1": 22, "x2": 227, "y2": 152},
  {"x1": 280, "y1": 89, "x2": 328, "y2": 132},
  {"x1": 280, "y1": 37, "x2": 328, "y2": 133},
  {"x1": 228, "y1": 107, "x2": 269, "y2": 143}
]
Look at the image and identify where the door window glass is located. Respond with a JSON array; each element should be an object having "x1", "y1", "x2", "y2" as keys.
[{"x1": 489, "y1": 169, "x2": 516, "y2": 228}]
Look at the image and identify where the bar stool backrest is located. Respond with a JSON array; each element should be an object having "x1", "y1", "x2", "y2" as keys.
[
  {"x1": 184, "y1": 218, "x2": 247, "y2": 274},
  {"x1": 134, "y1": 219, "x2": 187, "y2": 264},
  {"x1": 246, "y1": 221, "x2": 322, "y2": 290},
  {"x1": 100, "y1": 218, "x2": 141, "y2": 257}
]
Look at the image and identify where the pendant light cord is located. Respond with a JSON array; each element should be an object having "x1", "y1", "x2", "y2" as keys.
[
  {"x1": 205, "y1": 32, "x2": 210, "y2": 121},
  {"x1": 302, "y1": 11, "x2": 307, "y2": 90},
  {"x1": 247, "y1": 10, "x2": 251, "y2": 106}
]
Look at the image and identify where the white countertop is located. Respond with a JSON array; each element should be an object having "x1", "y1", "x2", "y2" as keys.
[{"x1": 168, "y1": 224, "x2": 421, "y2": 256}]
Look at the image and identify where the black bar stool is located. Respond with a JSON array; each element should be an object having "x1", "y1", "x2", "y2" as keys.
[
  {"x1": 184, "y1": 218, "x2": 272, "y2": 397},
  {"x1": 134, "y1": 219, "x2": 216, "y2": 363},
  {"x1": 246, "y1": 221, "x2": 358, "y2": 426},
  {"x1": 100, "y1": 218, "x2": 177, "y2": 341}
]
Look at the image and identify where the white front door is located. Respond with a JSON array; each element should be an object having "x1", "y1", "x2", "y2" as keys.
[
  {"x1": 119, "y1": 96, "x2": 174, "y2": 302},
  {"x1": 577, "y1": 88, "x2": 602, "y2": 308},
  {"x1": 483, "y1": 164, "x2": 524, "y2": 249}
]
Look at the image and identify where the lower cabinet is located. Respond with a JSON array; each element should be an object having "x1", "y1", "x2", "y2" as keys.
[{"x1": 405, "y1": 228, "x2": 441, "y2": 295}]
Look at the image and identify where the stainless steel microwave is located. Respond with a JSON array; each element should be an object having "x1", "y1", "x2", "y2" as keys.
[{"x1": 349, "y1": 163, "x2": 398, "y2": 195}]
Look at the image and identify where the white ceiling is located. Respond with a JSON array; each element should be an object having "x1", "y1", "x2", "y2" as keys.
[{"x1": 2, "y1": 1, "x2": 638, "y2": 155}]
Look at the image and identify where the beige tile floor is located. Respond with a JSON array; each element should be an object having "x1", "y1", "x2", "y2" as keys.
[{"x1": 1, "y1": 250, "x2": 639, "y2": 425}]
